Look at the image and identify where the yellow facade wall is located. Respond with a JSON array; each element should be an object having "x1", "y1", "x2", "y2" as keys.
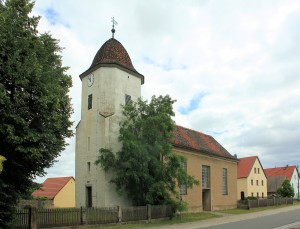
[
  {"x1": 237, "y1": 178, "x2": 248, "y2": 199},
  {"x1": 237, "y1": 158, "x2": 267, "y2": 200},
  {"x1": 174, "y1": 148, "x2": 238, "y2": 212},
  {"x1": 53, "y1": 178, "x2": 75, "y2": 208}
]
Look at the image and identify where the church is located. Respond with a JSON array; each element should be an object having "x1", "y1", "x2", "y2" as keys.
[{"x1": 75, "y1": 26, "x2": 238, "y2": 211}]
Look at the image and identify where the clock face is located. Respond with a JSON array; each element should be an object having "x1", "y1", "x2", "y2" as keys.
[{"x1": 87, "y1": 73, "x2": 94, "y2": 87}]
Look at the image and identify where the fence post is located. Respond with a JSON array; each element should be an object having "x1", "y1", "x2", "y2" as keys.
[
  {"x1": 257, "y1": 198, "x2": 259, "y2": 208},
  {"x1": 30, "y1": 207, "x2": 37, "y2": 229},
  {"x1": 117, "y1": 206, "x2": 122, "y2": 223},
  {"x1": 147, "y1": 204, "x2": 151, "y2": 222},
  {"x1": 80, "y1": 207, "x2": 86, "y2": 225},
  {"x1": 247, "y1": 199, "x2": 250, "y2": 209}
]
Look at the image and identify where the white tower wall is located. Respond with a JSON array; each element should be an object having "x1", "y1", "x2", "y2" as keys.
[{"x1": 75, "y1": 66, "x2": 141, "y2": 207}]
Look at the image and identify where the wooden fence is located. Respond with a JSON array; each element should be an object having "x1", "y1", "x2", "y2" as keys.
[
  {"x1": 14, "y1": 208, "x2": 30, "y2": 229},
  {"x1": 13, "y1": 205, "x2": 173, "y2": 228},
  {"x1": 238, "y1": 198, "x2": 293, "y2": 209}
]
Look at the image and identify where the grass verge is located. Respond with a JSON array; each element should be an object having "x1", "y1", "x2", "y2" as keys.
[
  {"x1": 91, "y1": 212, "x2": 221, "y2": 229},
  {"x1": 218, "y1": 201, "x2": 300, "y2": 215}
]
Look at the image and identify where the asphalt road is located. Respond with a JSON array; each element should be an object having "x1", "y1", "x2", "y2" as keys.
[
  {"x1": 202, "y1": 208, "x2": 300, "y2": 229},
  {"x1": 148, "y1": 205, "x2": 300, "y2": 229}
]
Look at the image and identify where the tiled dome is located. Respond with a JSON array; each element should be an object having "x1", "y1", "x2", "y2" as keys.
[{"x1": 90, "y1": 38, "x2": 139, "y2": 74}]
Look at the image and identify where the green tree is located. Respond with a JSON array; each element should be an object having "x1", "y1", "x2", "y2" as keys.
[
  {"x1": 20, "y1": 182, "x2": 43, "y2": 200},
  {"x1": 277, "y1": 179, "x2": 295, "y2": 198},
  {"x1": 0, "y1": 0, "x2": 73, "y2": 226},
  {"x1": 95, "y1": 95, "x2": 199, "y2": 210}
]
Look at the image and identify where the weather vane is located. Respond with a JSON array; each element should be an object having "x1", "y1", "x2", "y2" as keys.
[{"x1": 111, "y1": 17, "x2": 118, "y2": 38}]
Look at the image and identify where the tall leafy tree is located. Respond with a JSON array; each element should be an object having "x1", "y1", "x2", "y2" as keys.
[
  {"x1": 95, "y1": 95, "x2": 199, "y2": 210},
  {"x1": 0, "y1": 0, "x2": 73, "y2": 226},
  {"x1": 277, "y1": 179, "x2": 295, "y2": 198}
]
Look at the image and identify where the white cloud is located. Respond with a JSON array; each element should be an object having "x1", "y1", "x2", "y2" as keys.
[{"x1": 32, "y1": 0, "x2": 300, "y2": 182}]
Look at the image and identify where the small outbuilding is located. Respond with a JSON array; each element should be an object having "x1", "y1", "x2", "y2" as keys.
[{"x1": 32, "y1": 176, "x2": 75, "y2": 208}]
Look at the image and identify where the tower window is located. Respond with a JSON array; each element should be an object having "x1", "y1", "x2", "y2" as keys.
[
  {"x1": 88, "y1": 94, "x2": 92, "y2": 110},
  {"x1": 125, "y1": 94, "x2": 131, "y2": 106},
  {"x1": 87, "y1": 162, "x2": 91, "y2": 172}
]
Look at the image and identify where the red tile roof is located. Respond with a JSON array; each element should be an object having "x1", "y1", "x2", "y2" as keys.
[
  {"x1": 237, "y1": 156, "x2": 257, "y2": 178},
  {"x1": 171, "y1": 125, "x2": 236, "y2": 160},
  {"x1": 80, "y1": 38, "x2": 144, "y2": 83},
  {"x1": 264, "y1": 166, "x2": 297, "y2": 180},
  {"x1": 32, "y1": 176, "x2": 74, "y2": 199},
  {"x1": 91, "y1": 38, "x2": 138, "y2": 72}
]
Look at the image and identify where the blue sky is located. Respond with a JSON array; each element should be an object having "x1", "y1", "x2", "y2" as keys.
[
  {"x1": 31, "y1": 0, "x2": 300, "y2": 183},
  {"x1": 178, "y1": 92, "x2": 208, "y2": 115}
]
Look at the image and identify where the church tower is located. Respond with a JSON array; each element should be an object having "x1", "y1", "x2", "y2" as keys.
[{"x1": 75, "y1": 31, "x2": 144, "y2": 207}]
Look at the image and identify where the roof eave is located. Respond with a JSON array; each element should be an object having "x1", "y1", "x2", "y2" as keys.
[
  {"x1": 171, "y1": 143, "x2": 239, "y2": 162},
  {"x1": 79, "y1": 63, "x2": 144, "y2": 85}
]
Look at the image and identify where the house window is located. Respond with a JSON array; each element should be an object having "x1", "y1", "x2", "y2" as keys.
[
  {"x1": 251, "y1": 179, "x2": 253, "y2": 185},
  {"x1": 256, "y1": 180, "x2": 259, "y2": 186},
  {"x1": 258, "y1": 168, "x2": 260, "y2": 174},
  {"x1": 222, "y1": 168, "x2": 228, "y2": 195},
  {"x1": 254, "y1": 168, "x2": 257, "y2": 173},
  {"x1": 180, "y1": 161, "x2": 187, "y2": 195},
  {"x1": 262, "y1": 192, "x2": 264, "y2": 198},
  {"x1": 257, "y1": 192, "x2": 259, "y2": 198},
  {"x1": 125, "y1": 94, "x2": 131, "y2": 106},
  {"x1": 262, "y1": 180, "x2": 264, "y2": 186},
  {"x1": 87, "y1": 162, "x2": 91, "y2": 172},
  {"x1": 88, "y1": 94, "x2": 92, "y2": 110},
  {"x1": 251, "y1": 192, "x2": 254, "y2": 197},
  {"x1": 202, "y1": 165, "x2": 210, "y2": 188}
]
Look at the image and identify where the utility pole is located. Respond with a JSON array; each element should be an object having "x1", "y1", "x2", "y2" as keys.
[{"x1": 297, "y1": 165, "x2": 299, "y2": 201}]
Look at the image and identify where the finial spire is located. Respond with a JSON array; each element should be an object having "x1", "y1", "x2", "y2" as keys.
[{"x1": 111, "y1": 17, "x2": 118, "y2": 38}]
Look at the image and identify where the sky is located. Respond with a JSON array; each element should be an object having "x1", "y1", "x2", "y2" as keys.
[{"x1": 31, "y1": 0, "x2": 300, "y2": 183}]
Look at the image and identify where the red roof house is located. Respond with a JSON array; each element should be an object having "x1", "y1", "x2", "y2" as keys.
[
  {"x1": 264, "y1": 166, "x2": 299, "y2": 198},
  {"x1": 237, "y1": 156, "x2": 267, "y2": 199},
  {"x1": 32, "y1": 176, "x2": 75, "y2": 208}
]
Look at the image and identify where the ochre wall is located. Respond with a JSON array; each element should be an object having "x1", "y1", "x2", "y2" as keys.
[
  {"x1": 246, "y1": 158, "x2": 267, "y2": 198},
  {"x1": 54, "y1": 178, "x2": 75, "y2": 208},
  {"x1": 174, "y1": 148, "x2": 238, "y2": 212},
  {"x1": 237, "y1": 178, "x2": 248, "y2": 199}
]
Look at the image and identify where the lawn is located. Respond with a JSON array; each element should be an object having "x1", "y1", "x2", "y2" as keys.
[{"x1": 90, "y1": 212, "x2": 221, "y2": 229}]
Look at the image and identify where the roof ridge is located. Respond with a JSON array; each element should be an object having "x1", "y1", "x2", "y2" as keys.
[{"x1": 175, "y1": 124, "x2": 210, "y2": 137}]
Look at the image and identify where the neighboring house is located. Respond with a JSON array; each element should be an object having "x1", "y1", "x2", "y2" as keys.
[
  {"x1": 265, "y1": 166, "x2": 300, "y2": 199},
  {"x1": 172, "y1": 125, "x2": 238, "y2": 211},
  {"x1": 237, "y1": 156, "x2": 267, "y2": 200},
  {"x1": 32, "y1": 176, "x2": 75, "y2": 208},
  {"x1": 75, "y1": 33, "x2": 238, "y2": 211}
]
